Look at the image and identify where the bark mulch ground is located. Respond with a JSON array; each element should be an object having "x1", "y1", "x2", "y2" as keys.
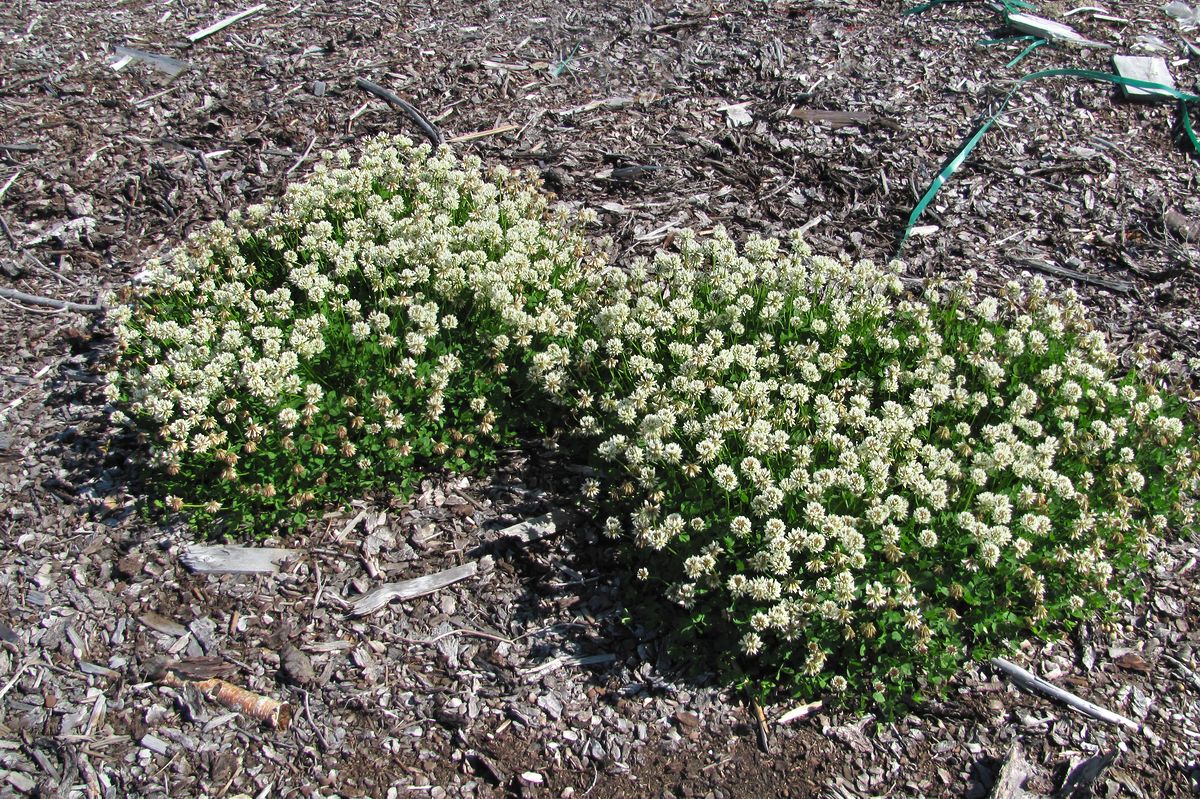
[{"x1": 2, "y1": 1, "x2": 1200, "y2": 797}]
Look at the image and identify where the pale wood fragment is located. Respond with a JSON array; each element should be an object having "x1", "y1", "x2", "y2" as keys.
[
  {"x1": 350, "y1": 556, "x2": 494, "y2": 616},
  {"x1": 180, "y1": 545, "x2": 299, "y2": 574},
  {"x1": 777, "y1": 698, "x2": 825, "y2": 725},
  {"x1": 990, "y1": 741, "x2": 1031, "y2": 799},
  {"x1": 496, "y1": 510, "x2": 571, "y2": 544},
  {"x1": 186, "y1": 3, "x2": 267, "y2": 43}
]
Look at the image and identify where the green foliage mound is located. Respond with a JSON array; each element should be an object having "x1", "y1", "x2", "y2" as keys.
[
  {"x1": 107, "y1": 137, "x2": 597, "y2": 532},
  {"x1": 108, "y1": 137, "x2": 1200, "y2": 710},
  {"x1": 537, "y1": 229, "x2": 1200, "y2": 705}
]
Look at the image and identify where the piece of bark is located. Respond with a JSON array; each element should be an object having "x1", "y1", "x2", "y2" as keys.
[
  {"x1": 350, "y1": 556, "x2": 494, "y2": 616},
  {"x1": 989, "y1": 658, "x2": 1140, "y2": 731},
  {"x1": 991, "y1": 741, "x2": 1031, "y2": 799},
  {"x1": 496, "y1": 510, "x2": 571, "y2": 544},
  {"x1": 180, "y1": 545, "x2": 299, "y2": 574},
  {"x1": 278, "y1": 646, "x2": 315, "y2": 686},
  {"x1": 1057, "y1": 750, "x2": 1118, "y2": 798},
  {"x1": 1165, "y1": 208, "x2": 1200, "y2": 241},
  {"x1": 788, "y1": 108, "x2": 902, "y2": 131}
]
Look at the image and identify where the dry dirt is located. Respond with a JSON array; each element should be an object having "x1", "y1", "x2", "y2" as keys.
[{"x1": 2, "y1": 1, "x2": 1200, "y2": 797}]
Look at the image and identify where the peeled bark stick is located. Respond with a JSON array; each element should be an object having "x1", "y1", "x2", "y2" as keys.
[
  {"x1": 355, "y1": 78, "x2": 442, "y2": 146},
  {"x1": 989, "y1": 658, "x2": 1140, "y2": 731},
  {"x1": 194, "y1": 678, "x2": 292, "y2": 730},
  {"x1": 157, "y1": 670, "x2": 291, "y2": 730}
]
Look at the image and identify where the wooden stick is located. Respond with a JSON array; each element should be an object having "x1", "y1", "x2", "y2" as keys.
[
  {"x1": 447, "y1": 124, "x2": 519, "y2": 144},
  {"x1": 748, "y1": 695, "x2": 771, "y2": 754},
  {"x1": 355, "y1": 78, "x2": 442, "y2": 146},
  {"x1": 1010, "y1": 255, "x2": 1134, "y2": 295},
  {"x1": 350, "y1": 556, "x2": 493, "y2": 616},
  {"x1": 777, "y1": 698, "x2": 824, "y2": 725},
  {"x1": 989, "y1": 658, "x2": 1140, "y2": 731},
  {"x1": 186, "y1": 3, "x2": 267, "y2": 43},
  {"x1": 0, "y1": 288, "x2": 104, "y2": 313}
]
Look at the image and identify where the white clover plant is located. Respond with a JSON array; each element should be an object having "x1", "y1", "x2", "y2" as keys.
[
  {"x1": 108, "y1": 137, "x2": 1200, "y2": 713},
  {"x1": 539, "y1": 228, "x2": 1200, "y2": 708},
  {"x1": 107, "y1": 135, "x2": 598, "y2": 532}
]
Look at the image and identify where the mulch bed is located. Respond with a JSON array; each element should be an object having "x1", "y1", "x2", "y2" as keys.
[{"x1": 2, "y1": 0, "x2": 1200, "y2": 796}]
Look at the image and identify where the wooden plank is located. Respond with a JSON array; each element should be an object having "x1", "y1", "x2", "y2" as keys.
[
  {"x1": 350, "y1": 556, "x2": 494, "y2": 616},
  {"x1": 180, "y1": 545, "x2": 299, "y2": 574}
]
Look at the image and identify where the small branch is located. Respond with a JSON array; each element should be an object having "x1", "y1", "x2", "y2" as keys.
[
  {"x1": 447, "y1": 124, "x2": 519, "y2": 144},
  {"x1": 0, "y1": 287, "x2": 104, "y2": 313},
  {"x1": 158, "y1": 670, "x2": 291, "y2": 730},
  {"x1": 748, "y1": 694, "x2": 771, "y2": 754},
  {"x1": 286, "y1": 134, "x2": 317, "y2": 176},
  {"x1": 989, "y1": 657, "x2": 1140, "y2": 731},
  {"x1": 355, "y1": 78, "x2": 442, "y2": 146},
  {"x1": 395, "y1": 627, "x2": 512, "y2": 646}
]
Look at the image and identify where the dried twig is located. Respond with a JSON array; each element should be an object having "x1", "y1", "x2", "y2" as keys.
[
  {"x1": 989, "y1": 658, "x2": 1140, "y2": 731},
  {"x1": 0, "y1": 287, "x2": 104, "y2": 313},
  {"x1": 1010, "y1": 255, "x2": 1134, "y2": 295},
  {"x1": 749, "y1": 695, "x2": 771, "y2": 753},
  {"x1": 355, "y1": 78, "x2": 442, "y2": 146}
]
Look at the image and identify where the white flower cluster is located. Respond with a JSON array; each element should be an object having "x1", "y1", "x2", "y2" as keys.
[
  {"x1": 107, "y1": 135, "x2": 596, "y2": 525},
  {"x1": 540, "y1": 227, "x2": 1200, "y2": 695}
]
